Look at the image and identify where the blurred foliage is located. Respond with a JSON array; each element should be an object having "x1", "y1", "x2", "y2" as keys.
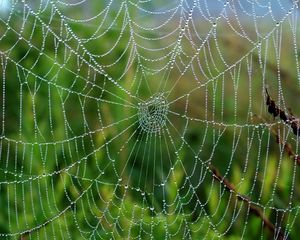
[{"x1": 0, "y1": 2, "x2": 300, "y2": 239}]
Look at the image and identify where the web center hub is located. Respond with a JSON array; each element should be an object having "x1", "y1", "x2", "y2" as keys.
[{"x1": 138, "y1": 93, "x2": 169, "y2": 133}]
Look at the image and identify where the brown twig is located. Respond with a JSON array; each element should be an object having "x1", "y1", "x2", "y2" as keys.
[
  {"x1": 210, "y1": 165, "x2": 288, "y2": 240},
  {"x1": 265, "y1": 89, "x2": 300, "y2": 137},
  {"x1": 265, "y1": 89, "x2": 300, "y2": 166},
  {"x1": 269, "y1": 126, "x2": 300, "y2": 166}
]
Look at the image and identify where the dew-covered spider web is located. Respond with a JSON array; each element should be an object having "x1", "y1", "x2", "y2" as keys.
[{"x1": 1, "y1": 0, "x2": 300, "y2": 239}]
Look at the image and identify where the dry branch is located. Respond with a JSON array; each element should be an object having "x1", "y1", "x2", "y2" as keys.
[
  {"x1": 265, "y1": 89, "x2": 300, "y2": 166},
  {"x1": 210, "y1": 165, "x2": 288, "y2": 240}
]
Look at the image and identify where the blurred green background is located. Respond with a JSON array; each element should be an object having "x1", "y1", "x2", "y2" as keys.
[{"x1": 0, "y1": 1, "x2": 300, "y2": 239}]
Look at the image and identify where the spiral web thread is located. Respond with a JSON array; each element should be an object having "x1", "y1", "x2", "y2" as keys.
[{"x1": 0, "y1": 0, "x2": 300, "y2": 239}]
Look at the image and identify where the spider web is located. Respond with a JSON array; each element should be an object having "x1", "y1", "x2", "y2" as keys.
[{"x1": 0, "y1": 0, "x2": 300, "y2": 239}]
